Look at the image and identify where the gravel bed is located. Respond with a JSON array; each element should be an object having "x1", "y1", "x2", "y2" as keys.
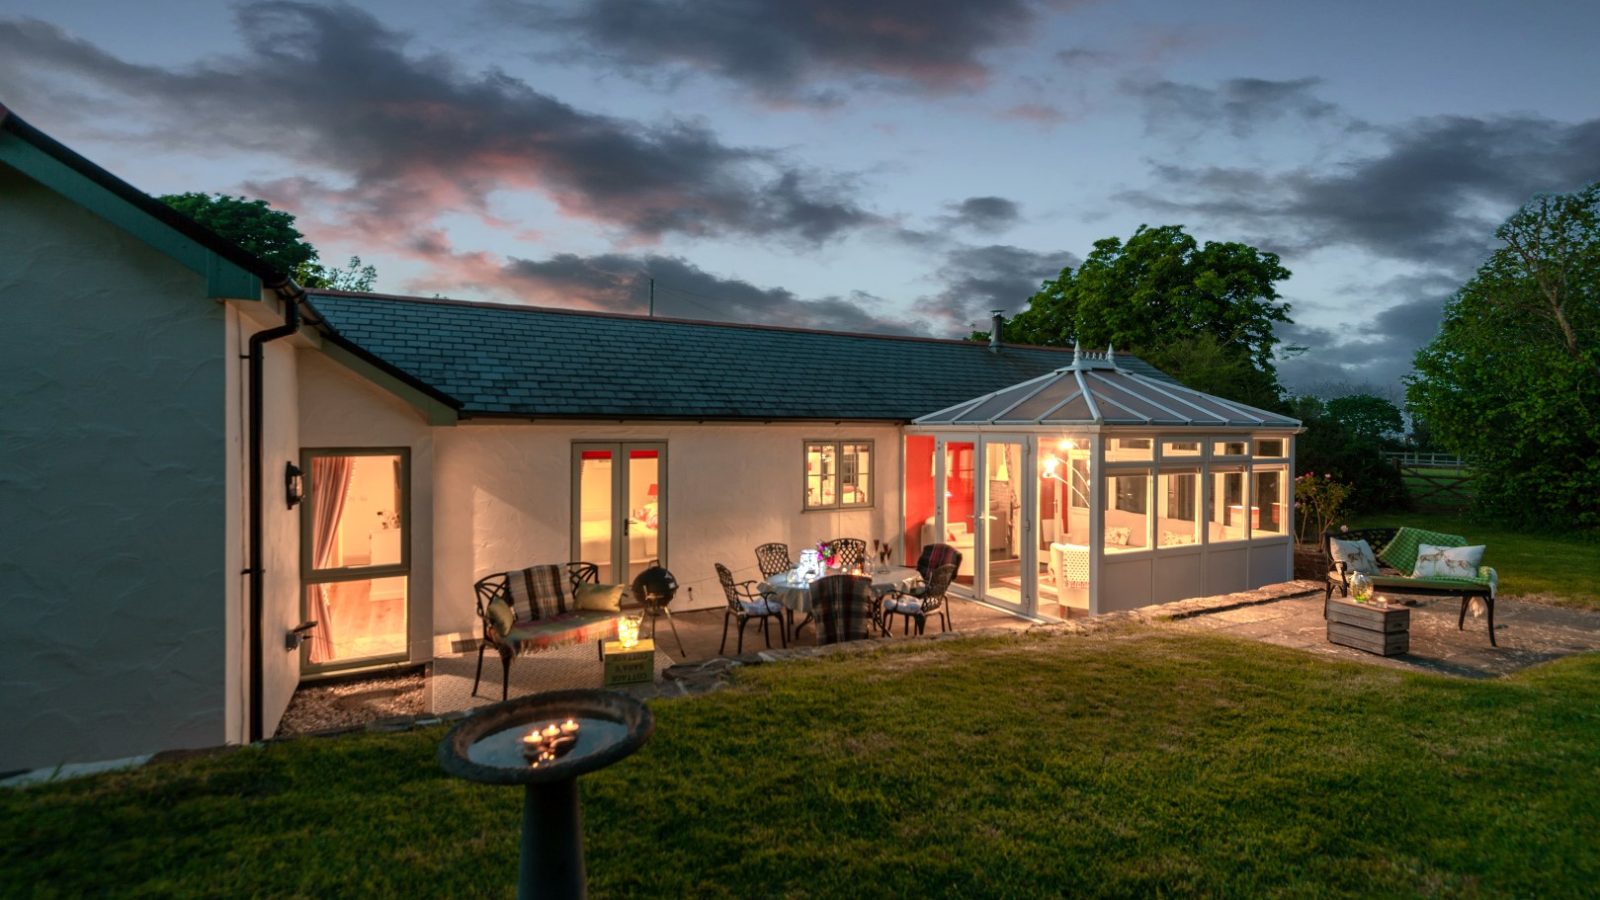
[{"x1": 275, "y1": 671, "x2": 426, "y2": 737}]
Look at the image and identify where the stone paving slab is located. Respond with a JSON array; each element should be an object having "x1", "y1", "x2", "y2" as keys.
[{"x1": 1167, "y1": 592, "x2": 1600, "y2": 678}]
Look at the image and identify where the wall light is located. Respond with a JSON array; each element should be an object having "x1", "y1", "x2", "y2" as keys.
[{"x1": 285, "y1": 461, "x2": 304, "y2": 509}]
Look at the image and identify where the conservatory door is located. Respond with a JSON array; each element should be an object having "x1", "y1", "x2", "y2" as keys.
[
  {"x1": 572, "y1": 443, "x2": 667, "y2": 584},
  {"x1": 977, "y1": 438, "x2": 1031, "y2": 615}
]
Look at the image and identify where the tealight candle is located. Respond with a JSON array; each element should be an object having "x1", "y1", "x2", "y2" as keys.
[
  {"x1": 542, "y1": 723, "x2": 561, "y2": 738},
  {"x1": 560, "y1": 719, "x2": 580, "y2": 734}
]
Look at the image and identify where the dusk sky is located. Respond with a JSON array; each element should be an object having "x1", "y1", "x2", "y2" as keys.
[{"x1": 3, "y1": 0, "x2": 1598, "y2": 396}]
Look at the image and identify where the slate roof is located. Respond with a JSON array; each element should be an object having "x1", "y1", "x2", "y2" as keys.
[
  {"x1": 306, "y1": 290, "x2": 1179, "y2": 421},
  {"x1": 916, "y1": 348, "x2": 1300, "y2": 428}
]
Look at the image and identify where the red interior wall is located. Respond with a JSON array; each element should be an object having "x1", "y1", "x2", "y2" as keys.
[
  {"x1": 946, "y1": 441, "x2": 976, "y2": 533},
  {"x1": 902, "y1": 436, "x2": 935, "y2": 561}
]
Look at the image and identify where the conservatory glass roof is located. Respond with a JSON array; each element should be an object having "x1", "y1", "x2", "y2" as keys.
[{"x1": 913, "y1": 347, "x2": 1300, "y2": 429}]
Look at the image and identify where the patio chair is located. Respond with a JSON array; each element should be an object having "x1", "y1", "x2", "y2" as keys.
[
  {"x1": 813, "y1": 573, "x2": 882, "y2": 644},
  {"x1": 913, "y1": 543, "x2": 964, "y2": 631},
  {"x1": 472, "y1": 561, "x2": 618, "y2": 701},
  {"x1": 828, "y1": 538, "x2": 868, "y2": 572},
  {"x1": 754, "y1": 542, "x2": 794, "y2": 580},
  {"x1": 716, "y1": 563, "x2": 788, "y2": 654},
  {"x1": 882, "y1": 563, "x2": 957, "y2": 636}
]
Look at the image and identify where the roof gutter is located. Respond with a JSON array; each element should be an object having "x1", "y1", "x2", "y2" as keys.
[{"x1": 247, "y1": 274, "x2": 304, "y2": 743}]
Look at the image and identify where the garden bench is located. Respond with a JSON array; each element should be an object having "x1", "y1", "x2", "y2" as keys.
[
  {"x1": 1323, "y1": 527, "x2": 1499, "y2": 646},
  {"x1": 472, "y1": 562, "x2": 624, "y2": 701}
]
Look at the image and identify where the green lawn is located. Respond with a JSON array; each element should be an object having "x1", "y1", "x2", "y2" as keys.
[
  {"x1": 1349, "y1": 510, "x2": 1600, "y2": 609},
  {"x1": 5, "y1": 630, "x2": 1600, "y2": 897}
]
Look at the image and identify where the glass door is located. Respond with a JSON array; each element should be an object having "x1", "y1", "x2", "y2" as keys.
[
  {"x1": 572, "y1": 443, "x2": 666, "y2": 584},
  {"x1": 978, "y1": 438, "x2": 1030, "y2": 614},
  {"x1": 937, "y1": 436, "x2": 977, "y2": 588},
  {"x1": 300, "y1": 448, "x2": 409, "y2": 670}
]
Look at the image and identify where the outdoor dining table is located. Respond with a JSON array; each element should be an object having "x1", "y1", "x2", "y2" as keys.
[{"x1": 762, "y1": 566, "x2": 923, "y2": 616}]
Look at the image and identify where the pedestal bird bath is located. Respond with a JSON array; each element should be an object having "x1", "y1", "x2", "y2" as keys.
[{"x1": 437, "y1": 690, "x2": 653, "y2": 899}]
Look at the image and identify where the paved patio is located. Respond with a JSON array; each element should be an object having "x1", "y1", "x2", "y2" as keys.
[{"x1": 1168, "y1": 591, "x2": 1600, "y2": 678}]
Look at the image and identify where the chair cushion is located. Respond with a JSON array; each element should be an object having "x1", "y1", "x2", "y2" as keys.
[
  {"x1": 885, "y1": 597, "x2": 924, "y2": 615},
  {"x1": 1329, "y1": 538, "x2": 1380, "y2": 576},
  {"x1": 1377, "y1": 527, "x2": 1466, "y2": 575},
  {"x1": 507, "y1": 565, "x2": 569, "y2": 621},
  {"x1": 503, "y1": 611, "x2": 618, "y2": 655},
  {"x1": 574, "y1": 583, "x2": 629, "y2": 613},
  {"x1": 1412, "y1": 544, "x2": 1485, "y2": 579},
  {"x1": 485, "y1": 597, "x2": 515, "y2": 636},
  {"x1": 740, "y1": 598, "x2": 782, "y2": 616}
]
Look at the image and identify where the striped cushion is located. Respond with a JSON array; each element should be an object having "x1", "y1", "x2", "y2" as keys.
[
  {"x1": 740, "y1": 598, "x2": 783, "y2": 616},
  {"x1": 507, "y1": 565, "x2": 568, "y2": 621},
  {"x1": 1377, "y1": 528, "x2": 1465, "y2": 575},
  {"x1": 503, "y1": 611, "x2": 619, "y2": 655}
]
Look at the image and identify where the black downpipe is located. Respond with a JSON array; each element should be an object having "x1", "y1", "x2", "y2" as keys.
[{"x1": 247, "y1": 279, "x2": 303, "y2": 743}]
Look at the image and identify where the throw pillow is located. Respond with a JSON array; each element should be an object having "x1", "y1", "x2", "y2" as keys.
[
  {"x1": 1107, "y1": 527, "x2": 1130, "y2": 546},
  {"x1": 485, "y1": 597, "x2": 515, "y2": 635},
  {"x1": 574, "y1": 582, "x2": 629, "y2": 613},
  {"x1": 507, "y1": 565, "x2": 568, "y2": 621},
  {"x1": 1329, "y1": 538, "x2": 1379, "y2": 576},
  {"x1": 1412, "y1": 543, "x2": 1485, "y2": 579}
]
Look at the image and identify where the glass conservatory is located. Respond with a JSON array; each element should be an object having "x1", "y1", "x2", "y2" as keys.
[{"x1": 902, "y1": 347, "x2": 1301, "y2": 619}]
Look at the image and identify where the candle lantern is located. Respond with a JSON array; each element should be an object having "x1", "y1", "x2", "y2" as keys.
[
  {"x1": 618, "y1": 614, "x2": 642, "y2": 648},
  {"x1": 797, "y1": 548, "x2": 822, "y2": 582},
  {"x1": 1349, "y1": 572, "x2": 1372, "y2": 603}
]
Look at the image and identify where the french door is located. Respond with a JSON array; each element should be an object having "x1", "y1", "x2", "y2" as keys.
[
  {"x1": 572, "y1": 443, "x2": 667, "y2": 584},
  {"x1": 977, "y1": 437, "x2": 1032, "y2": 615},
  {"x1": 300, "y1": 448, "x2": 410, "y2": 671}
]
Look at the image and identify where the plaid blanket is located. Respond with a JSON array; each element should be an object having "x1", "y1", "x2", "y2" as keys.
[
  {"x1": 1378, "y1": 527, "x2": 1466, "y2": 575},
  {"x1": 917, "y1": 542, "x2": 963, "y2": 582},
  {"x1": 814, "y1": 574, "x2": 876, "y2": 644},
  {"x1": 507, "y1": 564, "x2": 568, "y2": 621}
]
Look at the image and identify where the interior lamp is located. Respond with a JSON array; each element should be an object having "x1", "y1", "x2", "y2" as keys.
[{"x1": 646, "y1": 483, "x2": 658, "y2": 498}]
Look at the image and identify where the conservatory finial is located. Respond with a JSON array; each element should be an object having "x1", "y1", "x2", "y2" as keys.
[
  {"x1": 1105, "y1": 343, "x2": 1117, "y2": 367},
  {"x1": 1072, "y1": 341, "x2": 1082, "y2": 367}
]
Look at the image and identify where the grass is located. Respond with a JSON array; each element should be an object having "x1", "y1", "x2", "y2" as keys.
[
  {"x1": 1349, "y1": 510, "x2": 1600, "y2": 610},
  {"x1": 5, "y1": 629, "x2": 1600, "y2": 897}
]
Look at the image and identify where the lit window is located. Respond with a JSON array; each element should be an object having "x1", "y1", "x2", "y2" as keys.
[
  {"x1": 1106, "y1": 437, "x2": 1153, "y2": 461},
  {"x1": 1158, "y1": 470, "x2": 1200, "y2": 547},
  {"x1": 1212, "y1": 439, "x2": 1249, "y2": 457},
  {"x1": 1208, "y1": 468, "x2": 1248, "y2": 542},
  {"x1": 804, "y1": 441, "x2": 872, "y2": 510},
  {"x1": 1104, "y1": 472, "x2": 1150, "y2": 551},
  {"x1": 1255, "y1": 438, "x2": 1286, "y2": 458},
  {"x1": 1253, "y1": 468, "x2": 1287, "y2": 535},
  {"x1": 1162, "y1": 440, "x2": 1202, "y2": 457}
]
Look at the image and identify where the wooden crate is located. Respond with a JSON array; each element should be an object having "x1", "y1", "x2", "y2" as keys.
[
  {"x1": 602, "y1": 638, "x2": 656, "y2": 686},
  {"x1": 1326, "y1": 599, "x2": 1409, "y2": 656}
]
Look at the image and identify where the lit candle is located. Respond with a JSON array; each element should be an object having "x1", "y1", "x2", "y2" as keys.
[
  {"x1": 560, "y1": 719, "x2": 580, "y2": 735},
  {"x1": 542, "y1": 723, "x2": 560, "y2": 738}
]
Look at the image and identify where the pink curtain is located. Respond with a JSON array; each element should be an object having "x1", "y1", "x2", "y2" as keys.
[{"x1": 308, "y1": 456, "x2": 353, "y2": 663}]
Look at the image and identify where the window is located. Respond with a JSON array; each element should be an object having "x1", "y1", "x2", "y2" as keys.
[
  {"x1": 1255, "y1": 438, "x2": 1286, "y2": 458},
  {"x1": 1104, "y1": 472, "x2": 1150, "y2": 551},
  {"x1": 1162, "y1": 440, "x2": 1202, "y2": 458},
  {"x1": 1253, "y1": 468, "x2": 1287, "y2": 535},
  {"x1": 301, "y1": 449, "x2": 409, "y2": 669},
  {"x1": 1106, "y1": 437, "x2": 1153, "y2": 461},
  {"x1": 1212, "y1": 439, "x2": 1249, "y2": 457},
  {"x1": 805, "y1": 440, "x2": 872, "y2": 509},
  {"x1": 1208, "y1": 468, "x2": 1248, "y2": 542},
  {"x1": 1158, "y1": 470, "x2": 1200, "y2": 546}
]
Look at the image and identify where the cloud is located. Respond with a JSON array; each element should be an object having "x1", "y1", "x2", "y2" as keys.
[
  {"x1": 920, "y1": 243, "x2": 1075, "y2": 331},
  {"x1": 413, "y1": 249, "x2": 928, "y2": 334},
  {"x1": 938, "y1": 196, "x2": 1022, "y2": 233},
  {"x1": 1122, "y1": 76, "x2": 1344, "y2": 139},
  {"x1": 998, "y1": 103, "x2": 1069, "y2": 126},
  {"x1": 517, "y1": 0, "x2": 1047, "y2": 103},
  {"x1": 1274, "y1": 272, "x2": 1460, "y2": 396},
  {"x1": 1121, "y1": 114, "x2": 1600, "y2": 268},
  {"x1": 0, "y1": 4, "x2": 875, "y2": 245}
]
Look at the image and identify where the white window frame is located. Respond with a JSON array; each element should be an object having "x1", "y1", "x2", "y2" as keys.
[{"x1": 803, "y1": 439, "x2": 875, "y2": 511}]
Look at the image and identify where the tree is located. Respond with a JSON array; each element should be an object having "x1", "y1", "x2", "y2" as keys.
[
  {"x1": 1407, "y1": 184, "x2": 1600, "y2": 530},
  {"x1": 159, "y1": 192, "x2": 376, "y2": 291},
  {"x1": 1289, "y1": 394, "x2": 1409, "y2": 515},
  {"x1": 990, "y1": 225, "x2": 1293, "y2": 407},
  {"x1": 1324, "y1": 394, "x2": 1405, "y2": 447}
]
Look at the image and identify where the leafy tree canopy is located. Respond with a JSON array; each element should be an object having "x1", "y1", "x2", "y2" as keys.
[
  {"x1": 990, "y1": 225, "x2": 1293, "y2": 408},
  {"x1": 1324, "y1": 394, "x2": 1405, "y2": 446},
  {"x1": 1407, "y1": 183, "x2": 1600, "y2": 530},
  {"x1": 159, "y1": 192, "x2": 376, "y2": 292}
]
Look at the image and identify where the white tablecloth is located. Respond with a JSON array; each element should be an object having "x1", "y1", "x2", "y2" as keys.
[{"x1": 763, "y1": 566, "x2": 922, "y2": 615}]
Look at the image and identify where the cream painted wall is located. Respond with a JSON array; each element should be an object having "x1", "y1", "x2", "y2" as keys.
[
  {"x1": 0, "y1": 164, "x2": 229, "y2": 771},
  {"x1": 297, "y1": 350, "x2": 435, "y2": 664},
  {"x1": 432, "y1": 422, "x2": 904, "y2": 636}
]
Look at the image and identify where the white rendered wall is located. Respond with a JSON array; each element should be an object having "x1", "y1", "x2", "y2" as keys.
[
  {"x1": 297, "y1": 351, "x2": 435, "y2": 664},
  {"x1": 0, "y1": 165, "x2": 228, "y2": 771},
  {"x1": 431, "y1": 421, "x2": 904, "y2": 637}
]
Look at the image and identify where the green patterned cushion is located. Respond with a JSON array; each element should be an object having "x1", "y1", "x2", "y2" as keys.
[
  {"x1": 486, "y1": 598, "x2": 514, "y2": 636},
  {"x1": 1377, "y1": 527, "x2": 1465, "y2": 574}
]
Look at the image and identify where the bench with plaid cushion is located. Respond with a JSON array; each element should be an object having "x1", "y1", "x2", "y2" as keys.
[
  {"x1": 1322, "y1": 527, "x2": 1499, "y2": 646},
  {"x1": 472, "y1": 562, "x2": 622, "y2": 701}
]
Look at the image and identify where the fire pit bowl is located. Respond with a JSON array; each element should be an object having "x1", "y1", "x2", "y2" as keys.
[{"x1": 438, "y1": 690, "x2": 653, "y2": 898}]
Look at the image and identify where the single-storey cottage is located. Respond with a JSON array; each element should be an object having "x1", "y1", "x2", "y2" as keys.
[{"x1": 1, "y1": 105, "x2": 1298, "y2": 773}]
